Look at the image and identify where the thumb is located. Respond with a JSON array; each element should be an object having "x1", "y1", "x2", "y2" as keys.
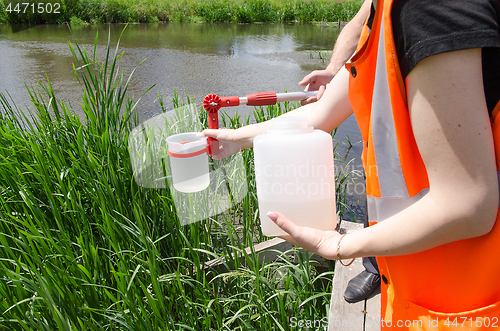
[
  {"x1": 267, "y1": 211, "x2": 300, "y2": 236},
  {"x1": 315, "y1": 84, "x2": 327, "y2": 101},
  {"x1": 200, "y1": 129, "x2": 220, "y2": 139},
  {"x1": 299, "y1": 72, "x2": 316, "y2": 87}
]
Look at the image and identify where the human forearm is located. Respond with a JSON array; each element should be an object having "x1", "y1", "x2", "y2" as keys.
[
  {"x1": 326, "y1": 23, "x2": 360, "y2": 75},
  {"x1": 326, "y1": 0, "x2": 371, "y2": 74},
  {"x1": 232, "y1": 67, "x2": 353, "y2": 149},
  {"x1": 341, "y1": 185, "x2": 498, "y2": 259},
  {"x1": 270, "y1": 174, "x2": 497, "y2": 262}
]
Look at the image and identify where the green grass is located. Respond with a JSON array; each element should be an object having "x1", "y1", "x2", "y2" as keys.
[
  {"x1": 0, "y1": 0, "x2": 362, "y2": 24},
  {"x1": 0, "y1": 27, "x2": 360, "y2": 330}
]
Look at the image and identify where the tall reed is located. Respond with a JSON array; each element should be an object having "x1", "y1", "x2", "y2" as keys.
[{"x1": 0, "y1": 27, "x2": 359, "y2": 330}]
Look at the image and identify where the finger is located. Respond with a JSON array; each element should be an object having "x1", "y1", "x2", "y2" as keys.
[
  {"x1": 210, "y1": 152, "x2": 224, "y2": 160},
  {"x1": 298, "y1": 75, "x2": 312, "y2": 87},
  {"x1": 267, "y1": 211, "x2": 322, "y2": 253},
  {"x1": 209, "y1": 144, "x2": 229, "y2": 160},
  {"x1": 301, "y1": 85, "x2": 326, "y2": 105},
  {"x1": 200, "y1": 129, "x2": 219, "y2": 139},
  {"x1": 315, "y1": 85, "x2": 326, "y2": 101},
  {"x1": 299, "y1": 71, "x2": 320, "y2": 87},
  {"x1": 300, "y1": 96, "x2": 318, "y2": 106},
  {"x1": 267, "y1": 211, "x2": 340, "y2": 259},
  {"x1": 300, "y1": 83, "x2": 320, "y2": 105},
  {"x1": 266, "y1": 212, "x2": 302, "y2": 246},
  {"x1": 267, "y1": 211, "x2": 302, "y2": 238}
]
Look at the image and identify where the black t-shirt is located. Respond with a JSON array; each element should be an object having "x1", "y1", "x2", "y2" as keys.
[{"x1": 382, "y1": 0, "x2": 500, "y2": 114}]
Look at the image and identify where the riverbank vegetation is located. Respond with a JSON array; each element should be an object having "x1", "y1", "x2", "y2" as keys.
[
  {"x1": 0, "y1": 29, "x2": 359, "y2": 329},
  {"x1": 0, "y1": 0, "x2": 362, "y2": 24}
]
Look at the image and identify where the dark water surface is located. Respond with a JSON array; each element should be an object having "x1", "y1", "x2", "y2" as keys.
[
  {"x1": 0, "y1": 22, "x2": 365, "y2": 220},
  {"x1": 0, "y1": 23, "x2": 342, "y2": 117}
]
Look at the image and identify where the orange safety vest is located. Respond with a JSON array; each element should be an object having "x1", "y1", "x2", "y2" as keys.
[{"x1": 346, "y1": 0, "x2": 500, "y2": 329}]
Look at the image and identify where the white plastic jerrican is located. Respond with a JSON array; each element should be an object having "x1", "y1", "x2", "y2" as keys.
[
  {"x1": 253, "y1": 116, "x2": 337, "y2": 236},
  {"x1": 167, "y1": 132, "x2": 210, "y2": 193}
]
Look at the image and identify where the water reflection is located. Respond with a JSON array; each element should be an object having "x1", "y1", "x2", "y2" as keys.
[
  {"x1": 0, "y1": 22, "x2": 340, "y2": 54},
  {"x1": 0, "y1": 22, "x2": 342, "y2": 121}
]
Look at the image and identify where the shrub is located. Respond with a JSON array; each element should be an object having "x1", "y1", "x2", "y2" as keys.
[
  {"x1": 197, "y1": 0, "x2": 233, "y2": 22},
  {"x1": 0, "y1": 0, "x2": 362, "y2": 24}
]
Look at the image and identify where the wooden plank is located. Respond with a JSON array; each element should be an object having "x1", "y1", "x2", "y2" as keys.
[
  {"x1": 204, "y1": 236, "x2": 332, "y2": 274},
  {"x1": 328, "y1": 221, "x2": 365, "y2": 331},
  {"x1": 204, "y1": 237, "x2": 293, "y2": 275},
  {"x1": 328, "y1": 221, "x2": 381, "y2": 331},
  {"x1": 205, "y1": 215, "x2": 341, "y2": 273},
  {"x1": 365, "y1": 291, "x2": 381, "y2": 331}
]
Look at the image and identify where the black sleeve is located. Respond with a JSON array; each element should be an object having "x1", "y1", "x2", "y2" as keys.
[{"x1": 391, "y1": 0, "x2": 500, "y2": 113}]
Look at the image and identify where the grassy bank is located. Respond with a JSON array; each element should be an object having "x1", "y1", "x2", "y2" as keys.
[
  {"x1": 0, "y1": 29, "x2": 359, "y2": 330},
  {"x1": 0, "y1": 0, "x2": 362, "y2": 24}
]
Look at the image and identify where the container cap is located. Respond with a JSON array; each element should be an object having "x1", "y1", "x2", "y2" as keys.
[{"x1": 269, "y1": 116, "x2": 313, "y2": 134}]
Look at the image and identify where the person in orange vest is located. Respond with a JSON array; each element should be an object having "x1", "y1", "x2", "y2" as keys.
[
  {"x1": 298, "y1": 0, "x2": 382, "y2": 305},
  {"x1": 202, "y1": 0, "x2": 500, "y2": 327}
]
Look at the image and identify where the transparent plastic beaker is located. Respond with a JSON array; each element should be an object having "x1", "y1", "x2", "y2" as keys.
[{"x1": 167, "y1": 132, "x2": 210, "y2": 193}]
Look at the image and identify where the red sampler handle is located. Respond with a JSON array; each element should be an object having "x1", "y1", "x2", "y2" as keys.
[{"x1": 202, "y1": 90, "x2": 318, "y2": 155}]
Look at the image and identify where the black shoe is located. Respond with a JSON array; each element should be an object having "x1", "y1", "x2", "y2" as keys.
[{"x1": 343, "y1": 270, "x2": 381, "y2": 304}]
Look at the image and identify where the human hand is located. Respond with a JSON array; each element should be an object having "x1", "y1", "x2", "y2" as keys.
[
  {"x1": 267, "y1": 211, "x2": 342, "y2": 261},
  {"x1": 200, "y1": 129, "x2": 243, "y2": 160},
  {"x1": 298, "y1": 69, "x2": 335, "y2": 105}
]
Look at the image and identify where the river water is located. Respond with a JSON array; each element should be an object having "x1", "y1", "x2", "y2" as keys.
[{"x1": 0, "y1": 22, "x2": 365, "y2": 221}]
